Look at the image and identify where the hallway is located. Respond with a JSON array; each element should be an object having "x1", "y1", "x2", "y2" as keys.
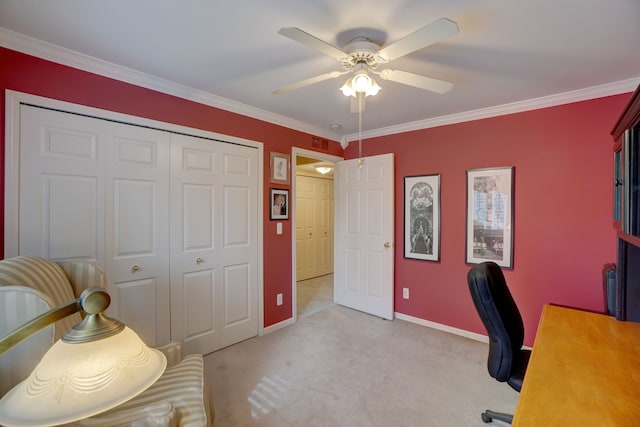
[{"x1": 296, "y1": 274, "x2": 333, "y2": 318}]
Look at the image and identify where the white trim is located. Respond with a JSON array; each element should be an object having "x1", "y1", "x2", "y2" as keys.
[
  {"x1": 341, "y1": 77, "x2": 640, "y2": 147},
  {"x1": 290, "y1": 148, "x2": 343, "y2": 325},
  {"x1": 262, "y1": 317, "x2": 295, "y2": 334},
  {"x1": 4, "y1": 90, "x2": 21, "y2": 258},
  {"x1": 4, "y1": 27, "x2": 638, "y2": 150},
  {"x1": 394, "y1": 312, "x2": 489, "y2": 344},
  {"x1": 0, "y1": 27, "x2": 341, "y2": 143},
  {"x1": 256, "y1": 148, "x2": 265, "y2": 336},
  {"x1": 4, "y1": 89, "x2": 265, "y2": 335}
]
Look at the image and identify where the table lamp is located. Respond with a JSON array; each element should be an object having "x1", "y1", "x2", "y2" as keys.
[{"x1": 0, "y1": 288, "x2": 166, "y2": 426}]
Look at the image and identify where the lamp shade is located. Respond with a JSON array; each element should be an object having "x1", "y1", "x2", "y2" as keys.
[{"x1": 0, "y1": 326, "x2": 166, "y2": 426}]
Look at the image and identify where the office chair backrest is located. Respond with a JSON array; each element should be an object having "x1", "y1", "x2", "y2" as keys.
[{"x1": 467, "y1": 261, "x2": 524, "y2": 383}]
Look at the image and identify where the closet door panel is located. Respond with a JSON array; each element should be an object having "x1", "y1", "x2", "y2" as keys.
[
  {"x1": 105, "y1": 125, "x2": 171, "y2": 347},
  {"x1": 295, "y1": 175, "x2": 334, "y2": 280},
  {"x1": 295, "y1": 176, "x2": 317, "y2": 281},
  {"x1": 218, "y1": 149, "x2": 258, "y2": 348},
  {"x1": 113, "y1": 179, "x2": 155, "y2": 255},
  {"x1": 171, "y1": 134, "x2": 258, "y2": 354},
  {"x1": 46, "y1": 175, "x2": 98, "y2": 260},
  {"x1": 224, "y1": 263, "x2": 250, "y2": 325},
  {"x1": 114, "y1": 277, "x2": 159, "y2": 345},
  {"x1": 183, "y1": 270, "x2": 216, "y2": 337},
  {"x1": 317, "y1": 179, "x2": 334, "y2": 276},
  {"x1": 170, "y1": 136, "x2": 221, "y2": 355},
  {"x1": 19, "y1": 106, "x2": 104, "y2": 261}
]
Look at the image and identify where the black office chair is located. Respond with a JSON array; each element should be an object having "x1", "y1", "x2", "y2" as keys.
[{"x1": 467, "y1": 262, "x2": 531, "y2": 424}]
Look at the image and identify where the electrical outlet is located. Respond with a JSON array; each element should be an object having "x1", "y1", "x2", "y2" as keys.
[
  {"x1": 402, "y1": 288, "x2": 409, "y2": 299},
  {"x1": 276, "y1": 293, "x2": 283, "y2": 306}
]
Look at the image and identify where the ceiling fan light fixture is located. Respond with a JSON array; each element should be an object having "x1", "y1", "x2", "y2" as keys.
[
  {"x1": 314, "y1": 165, "x2": 333, "y2": 175},
  {"x1": 340, "y1": 78, "x2": 356, "y2": 97},
  {"x1": 367, "y1": 78, "x2": 381, "y2": 96},
  {"x1": 352, "y1": 71, "x2": 373, "y2": 93},
  {"x1": 340, "y1": 73, "x2": 381, "y2": 98}
]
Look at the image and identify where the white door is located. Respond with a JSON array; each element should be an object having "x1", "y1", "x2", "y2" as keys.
[
  {"x1": 103, "y1": 122, "x2": 171, "y2": 346},
  {"x1": 170, "y1": 133, "x2": 258, "y2": 355},
  {"x1": 11, "y1": 95, "x2": 262, "y2": 351},
  {"x1": 296, "y1": 176, "x2": 319, "y2": 281},
  {"x1": 18, "y1": 104, "x2": 172, "y2": 346},
  {"x1": 334, "y1": 154, "x2": 395, "y2": 319},
  {"x1": 316, "y1": 177, "x2": 334, "y2": 276},
  {"x1": 296, "y1": 175, "x2": 334, "y2": 281},
  {"x1": 18, "y1": 105, "x2": 106, "y2": 261}
]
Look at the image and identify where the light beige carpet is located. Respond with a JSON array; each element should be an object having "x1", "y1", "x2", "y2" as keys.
[
  {"x1": 204, "y1": 303, "x2": 518, "y2": 426},
  {"x1": 296, "y1": 274, "x2": 334, "y2": 318}
]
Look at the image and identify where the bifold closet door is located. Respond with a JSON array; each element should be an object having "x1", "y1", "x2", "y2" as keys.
[
  {"x1": 296, "y1": 175, "x2": 334, "y2": 281},
  {"x1": 18, "y1": 104, "x2": 171, "y2": 346},
  {"x1": 103, "y1": 122, "x2": 171, "y2": 346},
  {"x1": 170, "y1": 134, "x2": 258, "y2": 355}
]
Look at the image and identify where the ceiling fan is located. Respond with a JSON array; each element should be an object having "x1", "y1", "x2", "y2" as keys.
[{"x1": 273, "y1": 18, "x2": 459, "y2": 109}]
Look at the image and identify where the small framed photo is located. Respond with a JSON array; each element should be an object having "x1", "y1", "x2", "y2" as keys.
[
  {"x1": 404, "y1": 174, "x2": 441, "y2": 262},
  {"x1": 270, "y1": 188, "x2": 289, "y2": 220},
  {"x1": 270, "y1": 152, "x2": 290, "y2": 185},
  {"x1": 466, "y1": 166, "x2": 514, "y2": 268}
]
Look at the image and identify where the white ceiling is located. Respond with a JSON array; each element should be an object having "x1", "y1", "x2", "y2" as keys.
[{"x1": 1, "y1": 0, "x2": 640, "y2": 142}]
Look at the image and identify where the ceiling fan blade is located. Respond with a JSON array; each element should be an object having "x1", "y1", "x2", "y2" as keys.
[
  {"x1": 377, "y1": 18, "x2": 459, "y2": 62},
  {"x1": 272, "y1": 70, "x2": 347, "y2": 95},
  {"x1": 278, "y1": 27, "x2": 347, "y2": 60},
  {"x1": 378, "y1": 69, "x2": 453, "y2": 94}
]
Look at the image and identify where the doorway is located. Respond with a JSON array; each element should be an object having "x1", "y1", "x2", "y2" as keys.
[{"x1": 292, "y1": 148, "x2": 342, "y2": 319}]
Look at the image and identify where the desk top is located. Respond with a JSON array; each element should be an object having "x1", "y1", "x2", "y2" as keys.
[{"x1": 513, "y1": 304, "x2": 640, "y2": 426}]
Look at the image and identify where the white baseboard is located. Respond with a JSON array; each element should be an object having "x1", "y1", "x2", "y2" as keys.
[
  {"x1": 263, "y1": 317, "x2": 295, "y2": 334},
  {"x1": 266, "y1": 311, "x2": 535, "y2": 350},
  {"x1": 394, "y1": 312, "x2": 489, "y2": 344}
]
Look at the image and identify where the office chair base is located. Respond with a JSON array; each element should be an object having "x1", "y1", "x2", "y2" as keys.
[{"x1": 481, "y1": 409, "x2": 513, "y2": 424}]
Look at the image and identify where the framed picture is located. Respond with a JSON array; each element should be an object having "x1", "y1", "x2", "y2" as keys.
[
  {"x1": 404, "y1": 174, "x2": 441, "y2": 262},
  {"x1": 270, "y1": 188, "x2": 289, "y2": 220},
  {"x1": 270, "y1": 152, "x2": 290, "y2": 185},
  {"x1": 466, "y1": 166, "x2": 514, "y2": 268}
]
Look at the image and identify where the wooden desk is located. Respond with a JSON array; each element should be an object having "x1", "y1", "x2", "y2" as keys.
[{"x1": 513, "y1": 304, "x2": 640, "y2": 426}]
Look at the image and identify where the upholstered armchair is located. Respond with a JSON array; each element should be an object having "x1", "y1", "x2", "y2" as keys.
[{"x1": 0, "y1": 256, "x2": 213, "y2": 426}]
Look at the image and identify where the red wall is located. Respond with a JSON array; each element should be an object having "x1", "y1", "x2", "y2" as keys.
[
  {"x1": 1, "y1": 47, "x2": 632, "y2": 344},
  {"x1": 0, "y1": 47, "x2": 343, "y2": 327},
  {"x1": 345, "y1": 94, "x2": 631, "y2": 345}
]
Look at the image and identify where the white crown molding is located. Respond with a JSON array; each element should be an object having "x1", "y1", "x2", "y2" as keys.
[
  {"x1": 342, "y1": 77, "x2": 640, "y2": 146},
  {"x1": 0, "y1": 27, "x2": 341, "y2": 141},
  {"x1": 3, "y1": 27, "x2": 637, "y2": 148}
]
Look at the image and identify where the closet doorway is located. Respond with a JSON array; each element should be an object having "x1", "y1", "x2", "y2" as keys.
[{"x1": 292, "y1": 148, "x2": 341, "y2": 319}]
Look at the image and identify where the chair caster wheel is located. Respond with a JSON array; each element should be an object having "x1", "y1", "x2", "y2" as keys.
[{"x1": 481, "y1": 412, "x2": 492, "y2": 423}]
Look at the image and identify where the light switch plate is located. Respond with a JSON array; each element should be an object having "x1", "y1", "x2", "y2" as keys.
[{"x1": 276, "y1": 222, "x2": 282, "y2": 234}]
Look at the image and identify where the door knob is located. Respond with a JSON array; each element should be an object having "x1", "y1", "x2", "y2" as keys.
[
  {"x1": 196, "y1": 257, "x2": 204, "y2": 264},
  {"x1": 131, "y1": 265, "x2": 141, "y2": 273},
  {"x1": 384, "y1": 242, "x2": 393, "y2": 248}
]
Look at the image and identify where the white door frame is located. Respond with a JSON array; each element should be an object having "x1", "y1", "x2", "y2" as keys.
[
  {"x1": 4, "y1": 89, "x2": 265, "y2": 335},
  {"x1": 291, "y1": 147, "x2": 343, "y2": 322}
]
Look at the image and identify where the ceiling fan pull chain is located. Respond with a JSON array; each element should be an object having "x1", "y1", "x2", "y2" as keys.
[{"x1": 358, "y1": 92, "x2": 364, "y2": 169}]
